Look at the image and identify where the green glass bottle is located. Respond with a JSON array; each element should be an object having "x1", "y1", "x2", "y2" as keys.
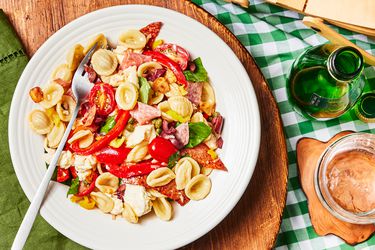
[{"x1": 287, "y1": 44, "x2": 367, "y2": 120}]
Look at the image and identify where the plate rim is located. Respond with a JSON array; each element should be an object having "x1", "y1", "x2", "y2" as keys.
[{"x1": 8, "y1": 4, "x2": 261, "y2": 249}]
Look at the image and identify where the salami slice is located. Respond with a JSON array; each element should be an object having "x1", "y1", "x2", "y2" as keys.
[
  {"x1": 130, "y1": 102, "x2": 161, "y2": 125},
  {"x1": 187, "y1": 82, "x2": 203, "y2": 105},
  {"x1": 120, "y1": 51, "x2": 152, "y2": 70},
  {"x1": 123, "y1": 175, "x2": 190, "y2": 206},
  {"x1": 140, "y1": 22, "x2": 162, "y2": 50},
  {"x1": 175, "y1": 123, "x2": 189, "y2": 146},
  {"x1": 182, "y1": 144, "x2": 227, "y2": 171}
]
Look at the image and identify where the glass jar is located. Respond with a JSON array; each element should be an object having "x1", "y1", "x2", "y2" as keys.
[
  {"x1": 315, "y1": 133, "x2": 375, "y2": 224},
  {"x1": 287, "y1": 44, "x2": 367, "y2": 121}
]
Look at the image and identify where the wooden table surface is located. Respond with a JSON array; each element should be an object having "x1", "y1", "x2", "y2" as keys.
[{"x1": 1, "y1": 0, "x2": 289, "y2": 249}]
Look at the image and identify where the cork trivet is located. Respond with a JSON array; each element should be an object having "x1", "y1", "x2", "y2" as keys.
[{"x1": 297, "y1": 131, "x2": 375, "y2": 245}]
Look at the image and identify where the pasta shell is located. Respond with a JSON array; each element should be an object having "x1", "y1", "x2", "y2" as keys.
[
  {"x1": 204, "y1": 133, "x2": 218, "y2": 150},
  {"x1": 115, "y1": 83, "x2": 138, "y2": 110},
  {"x1": 137, "y1": 62, "x2": 162, "y2": 77},
  {"x1": 168, "y1": 96, "x2": 193, "y2": 118},
  {"x1": 200, "y1": 167, "x2": 213, "y2": 176},
  {"x1": 83, "y1": 33, "x2": 108, "y2": 54},
  {"x1": 191, "y1": 112, "x2": 208, "y2": 124},
  {"x1": 51, "y1": 64, "x2": 73, "y2": 82},
  {"x1": 56, "y1": 95, "x2": 76, "y2": 122},
  {"x1": 122, "y1": 202, "x2": 139, "y2": 223},
  {"x1": 66, "y1": 44, "x2": 84, "y2": 70},
  {"x1": 95, "y1": 172, "x2": 119, "y2": 194},
  {"x1": 165, "y1": 68, "x2": 177, "y2": 84},
  {"x1": 200, "y1": 82, "x2": 216, "y2": 116},
  {"x1": 157, "y1": 101, "x2": 174, "y2": 122},
  {"x1": 118, "y1": 29, "x2": 147, "y2": 49},
  {"x1": 147, "y1": 189, "x2": 166, "y2": 200},
  {"x1": 47, "y1": 122, "x2": 66, "y2": 148},
  {"x1": 28, "y1": 109, "x2": 53, "y2": 134},
  {"x1": 146, "y1": 167, "x2": 175, "y2": 187},
  {"x1": 68, "y1": 129, "x2": 94, "y2": 149},
  {"x1": 153, "y1": 197, "x2": 173, "y2": 221},
  {"x1": 126, "y1": 141, "x2": 149, "y2": 163},
  {"x1": 90, "y1": 192, "x2": 114, "y2": 213},
  {"x1": 165, "y1": 83, "x2": 186, "y2": 98},
  {"x1": 149, "y1": 92, "x2": 164, "y2": 105},
  {"x1": 39, "y1": 83, "x2": 64, "y2": 109},
  {"x1": 91, "y1": 49, "x2": 118, "y2": 76},
  {"x1": 185, "y1": 174, "x2": 212, "y2": 201},
  {"x1": 175, "y1": 160, "x2": 192, "y2": 190}
]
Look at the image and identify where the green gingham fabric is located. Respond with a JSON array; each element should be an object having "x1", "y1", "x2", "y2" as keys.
[{"x1": 193, "y1": 0, "x2": 375, "y2": 249}]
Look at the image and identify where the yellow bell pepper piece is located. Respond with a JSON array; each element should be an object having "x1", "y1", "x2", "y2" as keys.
[
  {"x1": 152, "y1": 39, "x2": 164, "y2": 50},
  {"x1": 207, "y1": 149, "x2": 218, "y2": 160},
  {"x1": 109, "y1": 136, "x2": 126, "y2": 148},
  {"x1": 166, "y1": 110, "x2": 190, "y2": 123},
  {"x1": 70, "y1": 195, "x2": 83, "y2": 203},
  {"x1": 78, "y1": 196, "x2": 96, "y2": 210}
]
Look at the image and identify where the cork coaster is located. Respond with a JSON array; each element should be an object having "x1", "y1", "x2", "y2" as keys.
[{"x1": 296, "y1": 131, "x2": 375, "y2": 245}]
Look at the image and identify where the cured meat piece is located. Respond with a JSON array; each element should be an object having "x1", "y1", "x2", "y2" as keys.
[
  {"x1": 123, "y1": 175, "x2": 189, "y2": 206},
  {"x1": 182, "y1": 144, "x2": 227, "y2": 171},
  {"x1": 82, "y1": 104, "x2": 96, "y2": 126},
  {"x1": 187, "y1": 82, "x2": 202, "y2": 106},
  {"x1": 54, "y1": 78, "x2": 71, "y2": 88},
  {"x1": 130, "y1": 102, "x2": 161, "y2": 125},
  {"x1": 119, "y1": 51, "x2": 152, "y2": 70},
  {"x1": 140, "y1": 22, "x2": 162, "y2": 50},
  {"x1": 175, "y1": 123, "x2": 189, "y2": 146},
  {"x1": 211, "y1": 115, "x2": 224, "y2": 136},
  {"x1": 84, "y1": 65, "x2": 97, "y2": 83}
]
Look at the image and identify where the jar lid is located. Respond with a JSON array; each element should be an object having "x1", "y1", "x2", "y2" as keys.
[{"x1": 355, "y1": 93, "x2": 375, "y2": 123}]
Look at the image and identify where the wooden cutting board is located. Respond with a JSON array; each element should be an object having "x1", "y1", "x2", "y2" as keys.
[{"x1": 1, "y1": 0, "x2": 288, "y2": 249}]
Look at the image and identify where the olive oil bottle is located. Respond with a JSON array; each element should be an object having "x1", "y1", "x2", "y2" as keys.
[{"x1": 287, "y1": 44, "x2": 367, "y2": 120}]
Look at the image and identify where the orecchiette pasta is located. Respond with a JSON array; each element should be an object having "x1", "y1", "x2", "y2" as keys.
[
  {"x1": 200, "y1": 82, "x2": 216, "y2": 116},
  {"x1": 118, "y1": 29, "x2": 147, "y2": 49},
  {"x1": 137, "y1": 62, "x2": 162, "y2": 77},
  {"x1": 56, "y1": 95, "x2": 76, "y2": 122},
  {"x1": 66, "y1": 44, "x2": 84, "y2": 70},
  {"x1": 39, "y1": 83, "x2": 64, "y2": 109},
  {"x1": 165, "y1": 83, "x2": 187, "y2": 98},
  {"x1": 184, "y1": 174, "x2": 212, "y2": 201},
  {"x1": 83, "y1": 33, "x2": 107, "y2": 54},
  {"x1": 204, "y1": 133, "x2": 218, "y2": 150},
  {"x1": 122, "y1": 202, "x2": 138, "y2": 223},
  {"x1": 168, "y1": 96, "x2": 193, "y2": 118},
  {"x1": 200, "y1": 167, "x2": 213, "y2": 176},
  {"x1": 91, "y1": 49, "x2": 118, "y2": 76},
  {"x1": 157, "y1": 101, "x2": 174, "y2": 122},
  {"x1": 146, "y1": 167, "x2": 176, "y2": 187},
  {"x1": 153, "y1": 197, "x2": 173, "y2": 221},
  {"x1": 47, "y1": 122, "x2": 66, "y2": 148},
  {"x1": 126, "y1": 141, "x2": 149, "y2": 163},
  {"x1": 28, "y1": 109, "x2": 53, "y2": 134},
  {"x1": 95, "y1": 172, "x2": 119, "y2": 194},
  {"x1": 67, "y1": 129, "x2": 94, "y2": 149},
  {"x1": 90, "y1": 192, "x2": 114, "y2": 213},
  {"x1": 190, "y1": 112, "x2": 208, "y2": 124},
  {"x1": 149, "y1": 92, "x2": 164, "y2": 105},
  {"x1": 147, "y1": 189, "x2": 166, "y2": 200},
  {"x1": 174, "y1": 157, "x2": 200, "y2": 190},
  {"x1": 115, "y1": 83, "x2": 138, "y2": 110},
  {"x1": 51, "y1": 64, "x2": 73, "y2": 82},
  {"x1": 164, "y1": 68, "x2": 177, "y2": 84}
]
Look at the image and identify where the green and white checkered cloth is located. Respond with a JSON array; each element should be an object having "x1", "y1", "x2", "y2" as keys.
[{"x1": 193, "y1": 0, "x2": 375, "y2": 249}]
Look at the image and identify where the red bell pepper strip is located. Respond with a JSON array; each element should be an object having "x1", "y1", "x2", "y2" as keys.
[
  {"x1": 71, "y1": 110, "x2": 130, "y2": 155},
  {"x1": 107, "y1": 160, "x2": 163, "y2": 178},
  {"x1": 69, "y1": 166, "x2": 78, "y2": 179},
  {"x1": 143, "y1": 51, "x2": 187, "y2": 87},
  {"x1": 95, "y1": 146, "x2": 131, "y2": 165},
  {"x1": 76, "y1": 172, "x2": 98, "y2": 197},
  {"x1": 57, "y1": 167, "x2": 70, "y2": 183}
]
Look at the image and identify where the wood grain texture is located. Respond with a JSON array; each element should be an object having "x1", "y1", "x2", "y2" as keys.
[
  {"x1": 297, "y1": 131, "x2": 375, "y2": 245},
  {"x1": 1, "y1": 0, "x2": 288, "y2": 249}
]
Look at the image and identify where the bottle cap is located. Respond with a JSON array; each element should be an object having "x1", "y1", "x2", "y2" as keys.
[{"x1": 355, "y1": 93, "x2": 375, "y2": 123}]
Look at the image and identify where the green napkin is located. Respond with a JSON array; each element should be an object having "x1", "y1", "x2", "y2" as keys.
[{"x1": 0, "y1": 10, "x2": 85, "y2": 250}]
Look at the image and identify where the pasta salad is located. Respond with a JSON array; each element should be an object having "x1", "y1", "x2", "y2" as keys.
[{"x1": 28, "y1": 22, "x2": 226, "y2": 223}]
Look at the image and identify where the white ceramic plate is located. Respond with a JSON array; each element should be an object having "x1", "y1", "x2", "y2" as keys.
[{"x1": 9, "y1": 5, "x2": 260, "y2": 249}]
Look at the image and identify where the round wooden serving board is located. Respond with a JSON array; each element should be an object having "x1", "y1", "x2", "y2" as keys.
[{"x1": 2, "y1": 0, "x2": 288, "y2": 249}]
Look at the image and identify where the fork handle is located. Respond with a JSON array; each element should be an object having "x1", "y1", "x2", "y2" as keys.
[{"x1": 11, "y1": 105, "x2": 80, "y2": 250}]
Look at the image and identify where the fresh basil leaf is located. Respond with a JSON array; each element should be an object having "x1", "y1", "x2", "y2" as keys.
[
  {"x1": 168, "y1": 151, "x2": 181, "y2": 168},
  {"x1": 100, "y1": 116, "x2": 116, "y2": 134},
  {"x1": 67, "y1": 177, "x2": 80, "y2": 197},
  {"x1": 139, "y1": 76, "x2": 152, "y2": 104},
  {"x1": 183, "y1": 57, "x2": 208, "y2": 82},
  {"x1": 186, "y1": 122, "x2": 212, "y2": 148}
]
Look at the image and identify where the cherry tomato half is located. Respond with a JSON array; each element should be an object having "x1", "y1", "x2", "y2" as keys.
[
  {"x1": 95, "y1": 146, "x2": 131, "y2": 165},
  {"x1": 57, "y1": 167, "x2": 70, "y2": 183},
  {"x1": 89, "y1": 83, "x2": 115, "y2": 116},
  {"x1": 148, "y1": 137, "x2": 178, "y2": 163},
  {"x1": 76, "y1": 171, "x2": 98, "y2": 197},
  {"x1": 154, "y1": 43, "x2": 190, "y2": 70}
]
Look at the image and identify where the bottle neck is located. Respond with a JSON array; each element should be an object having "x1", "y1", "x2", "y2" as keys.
[{"x1": 327, "y1": 46, "x2": 364, "y2": 82}]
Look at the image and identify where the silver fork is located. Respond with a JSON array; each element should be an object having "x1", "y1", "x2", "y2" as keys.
[{"x1": 11, "y1": 43, "x2": 97, "y2": 250}]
